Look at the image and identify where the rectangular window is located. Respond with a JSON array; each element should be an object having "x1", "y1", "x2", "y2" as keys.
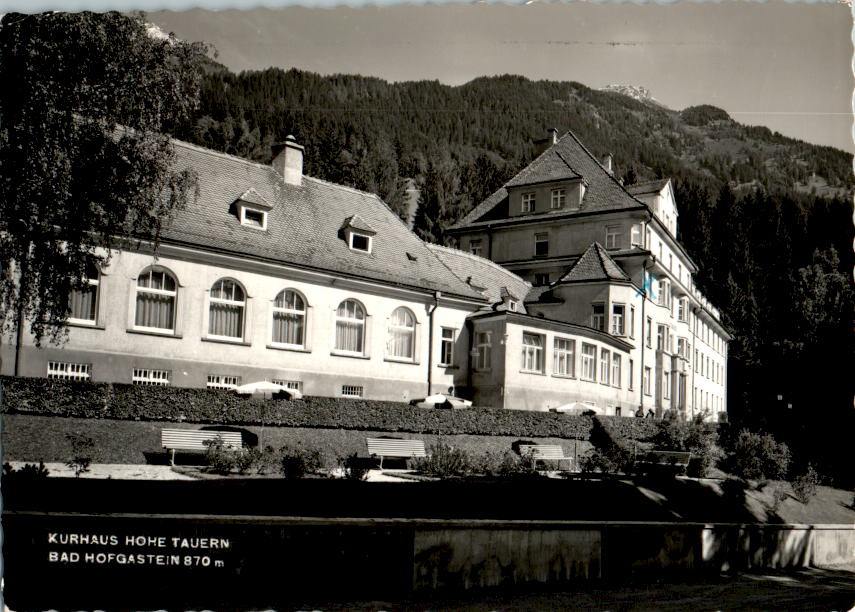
[
  {"x1": 611, "y1": 304, "x2": 625, "y2": 336},
  {"x1": 599, "y1": 348, "x2": 610, "y2": 385},
  {"x1": 69, "y1": 279, "x2": 99, "y2": 324},
  {"x1": 664, "y1": 371, "x2": 671, "y2": 399},
  {"x1": 677, "y1": 337, "x2": 688, "y2": 359},
  {"x1": 521, "y1": 332, "x2": 544, "y2": 373},
  {"x1": 611, "y1": 353, "x2": 621, "y2": 388},
  {"x1": 439, "y1": 327, "x2": 455, "y2": 366},
  {"x1": 534, "y1": 233, "x2": 549, "y2": 257},
  {"x1": 341, "y1": 385, "x2": 364, "y2": 398},
  {"x1": 469, "y1": 239, "x2": 483, "y2": 257},
  {"x1": 271, "y1": 379, "x2": 303, "y2": 392},
  {"x1": 550, "y1": 189, "x2": 566, "y2": 209},
  {"x1": 657, "y1": 324, "x2": 665, "y2": 351},
  {"x1": 605, "y1": 225, "x2": 621, "y2": 250},
  {"x1": 207, "y1": 375, "x2": 241, "y2": 390},
  {"x1": 581, "y1": 343, "x2": 597, "y2": 381},
  {"x1": 242, "y1": 209, "x2": 266, "y2": 228},
  {"x1": 646, "y1": 317, "x2": 652, "y2": 348},
  {"x1": 643, "y1": 367, "x2": 652, "y2": 395},
  {"x1": 657, "y1": 279, "x2": 670, "y2": 307},
  {"x1": 553, "y1": 337, "x2": 575, "y2": 377},
  {"x1": 47, "y1": 361, "x2": 91, "y2": 381},
  {"x1": 628, "y1": 359, "x2": 634, "y2": 390},
  {"x1": 349, "y1": 232, "x2": 371, "y2": 253},
  {"x1": 630, "y1": 305, "x2": 636, "y2": 338},
  {"x1": 534, "y1": 273, "x2": 550, "y2": 286},
  {"x1": 521, "y1": 192, "x2": 535, "y2": 213},
  {"x1": 132, "y1": 368, "x2": 170, "y2": 386},
  {"x1": 630, "y1": 224, "x2": 643, "y2": 248},
  {"x1": 475, "y1": 331, "x2": 491, "y2": 370},
  {"x1": 592, "y1": 303, "x2": 605, "y2": 331},
  {"x1": 677, "y1": 297, "x2": 687, "y2": 322}
]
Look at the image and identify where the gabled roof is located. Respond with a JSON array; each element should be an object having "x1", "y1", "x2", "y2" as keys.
[
  {"x1": 451, "y1": 130, "x2": 645, "y2": 230},
  {"x1": 427, "y1": 243, "x2": 531, "y2": 310},
  {"x1": 158, "y1": 140, "x2": 484, "y2": 301},
  {"x1": 557, "y1": 242, "x2": 632, "y2": 284},
  {"x1": 342, "y1": 214, "x2": 376, "y2": 235},
  {"x1": 505, "y1": 149, "x2": 582, "y2": 188},
  {"x1": 626, "y1": 178, "x2": 670, "y2": 197},
  {"x1": 236, "y1": 188, "x2": 272, "y2": 210}
]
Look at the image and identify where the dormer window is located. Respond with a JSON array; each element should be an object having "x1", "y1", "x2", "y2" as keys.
[
  {"x1": 341, "y1": 214, "x2": 376, "y2": 254},
  {"x1": 550, "y1": 189, "x2": 565, "y2": 209},
  {"x1": 508, "y1": 300, "x2": 518, "y2": 312},
  {"x1": 234, "y1": 188, "x2": 272, "y2": 232},
  {"x1": 349, "y1": 232, "x2": 372, "y2": 253},
  {"x1": 242, "y1": 208, "x2": 266, "y2": 229}
]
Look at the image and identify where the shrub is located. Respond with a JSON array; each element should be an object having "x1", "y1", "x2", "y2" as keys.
[
  {"x1": 791, "y1": 465, "x2": 820, "y2": 504},
  {"x1": 337, "y1": 452, "x2": 370, "y2": 481},
  {"x1": 769, "y1": 482, "x2": 789, "y2": 513},
  {"x1": 413, "y1": 440, "x2": 473, "y2": 478},
  {"x1": 1, "y1": 376, "x2": 666, "y2": 442},
  {"x1": 66, "y1": 432, "x2": 95, "y2": 477},
  {"x1": 3, "y1": 461, "x2": 50, "y2": 480},
  {"x1": 280, "y1": 445, "x2": 325, "y2": 479},
  {"x1": 653, "y1": 416, "x2": 723, "y2": 478},
  {"x1": 581, "y1": 417, "x2": 635, "y2": 475},
  {"x1": 204, "y1": 435, "x2": 238, "y2": 475},
  {"x1": 722, "y1": 429, "x2": 790, "y2": 481}
]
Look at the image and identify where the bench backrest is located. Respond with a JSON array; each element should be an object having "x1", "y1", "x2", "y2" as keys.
[
  {"x1": 162, "y1": 429, "x2": 243, "y2": 451},
  {"x1": 518, "y1": 444, "x2": 568, "y2": 460},
  {"x1": 642, "y1": 450, "x2": 691, "y2": 465},
  {"x1": 366, "y1": 438, "x2": 427, "y2": 458}
]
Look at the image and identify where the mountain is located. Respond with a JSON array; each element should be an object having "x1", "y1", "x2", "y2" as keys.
[{"x1": 600, "y1": 84, "x2": 668, "y2": 109}]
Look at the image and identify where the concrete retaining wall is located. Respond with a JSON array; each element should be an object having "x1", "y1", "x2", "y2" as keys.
[{"x1": 4, "y1": 512, "x2": 853, "y2": 609}]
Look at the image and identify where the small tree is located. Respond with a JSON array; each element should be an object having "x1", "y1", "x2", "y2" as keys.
[
  {"x1": 723, "y1": 429, "x2": 790, "y2": 481},
  {"x1": 791, "y1": 465, "x2": 820, "y2": 504},
  {"x1": 66, "y1": 432, "x2": 95, "y2": 478}
]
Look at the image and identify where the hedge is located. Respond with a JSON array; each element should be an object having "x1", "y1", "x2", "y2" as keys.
[{"x1": 0, "y1": 376, "x2": 660, "y2": 441}]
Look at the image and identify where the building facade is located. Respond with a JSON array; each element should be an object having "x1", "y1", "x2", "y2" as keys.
[
  {"x1": 4, "y1": 129, "x2": 729, "y2": 420},
  {"x1": 449, "y1": 129, "x2": 730, "y2": 421}
]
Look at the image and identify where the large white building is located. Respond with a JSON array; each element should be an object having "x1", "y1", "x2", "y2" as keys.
[{"x1": 4, "y1": 129, "x2": 729, "y2": 420}]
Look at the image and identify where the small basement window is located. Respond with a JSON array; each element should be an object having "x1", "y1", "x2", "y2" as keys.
[{"x1": 342, "y1": 385, "x2": 364, "y2": 398}]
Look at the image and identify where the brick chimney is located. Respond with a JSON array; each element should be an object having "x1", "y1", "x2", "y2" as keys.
[
  {"x1": 272, "y1": 135, "x2": 304, "y2": 186},
  {"x1": 533, "y1": 128, "x2": 559, "y2": 157}
]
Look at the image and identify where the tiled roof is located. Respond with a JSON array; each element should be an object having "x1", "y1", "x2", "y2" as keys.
[
  {"x1": 236, "y1": 188, "x2": 272, "y2": 210},
  {"x1": 342, "y1": 214, "x2": 376, "y2": 234},
  {"x1": 557, "y1": 242, "x2": 631, "y2": 284},
  {"x1": 427, "y1": 244, "x2": 531, "y2": 310},
  {"x1": 626, "y1": 178, "x2": 670, "y2": 196},
  {"x1": 451, "y1": 130, "x2": 645, "y2": 230},
  {"x1": 159, "y1": 140, "x2": 484, "y2": 301},
  {"x1": 505, "y1": 149, "x2": 582, "y2": 187}
]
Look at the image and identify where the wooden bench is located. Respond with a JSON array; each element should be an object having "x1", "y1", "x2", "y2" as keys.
[
  {"x1": 161, "y1": 429, "x2": 243, "y2": 466},
  {"x1": 366, "y1": 438, "x2": 427, "y2": 469},
  {"x1": 518, "y1": 444, "x2": 573, "y2": 470},
  {"x1": 635, "y1": 450, "x2": 691, "y2": 475}
]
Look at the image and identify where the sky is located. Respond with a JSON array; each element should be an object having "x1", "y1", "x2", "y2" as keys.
[{"x1": 144, "y1": 1, "x2": 854, "y2": 154}]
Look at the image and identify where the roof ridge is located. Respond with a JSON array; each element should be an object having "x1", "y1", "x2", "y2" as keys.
[
  {"x1": 172, "y1": 138, "x2": 274, "y2": 173},
  {"x1": 427, "y1": 244, "x2": 532, "y2": 289}
]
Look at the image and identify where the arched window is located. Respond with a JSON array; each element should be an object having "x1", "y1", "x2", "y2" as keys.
[
  {"x1": 272, "y1": 289, "x2": 306, "y2": 347},
  {"x1": 135, "y1": 267, "x2": 177, "y2": 332},
  {"x1": 388, "y1": 307, "x2": 416, "y2": 360},
  {"x1": 69, "y1": 261, "x2": 100, "y2": 324},
  {"x1": 335, "y1": 299, "x2": 365, "y2": 354},
  {"x1": 208, "y1": 279, "x2": 245, "y2": 339}
]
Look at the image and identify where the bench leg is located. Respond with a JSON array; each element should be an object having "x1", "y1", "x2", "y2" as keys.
[{"x1": 170, "y1": 448, "x2": 176, "y2": 467}]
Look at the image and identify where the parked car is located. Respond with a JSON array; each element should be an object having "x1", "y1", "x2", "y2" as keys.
[{"x1": 409, "y1": 393, "x2": 472, "y2": 409}]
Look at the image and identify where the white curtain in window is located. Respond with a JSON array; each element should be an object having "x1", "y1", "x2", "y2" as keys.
[
  {"x1": 70, "y1": 285, "x2": 97, "y2": 321},
  {"x1": 135, "y1": 292, "x2": 174, "y2": 329},
  {"x1": 335, "y1": 300, "x2": 365, "y2": 353},
  {"x1": 388, "y1": 307, "x2": 415, "y2": 359},
  {"x1": 273, "y1": 290, "x2": 305, "y2": 346},
  {"x1": 209, "y1": 279, "x2": 245, "y2": 338}
]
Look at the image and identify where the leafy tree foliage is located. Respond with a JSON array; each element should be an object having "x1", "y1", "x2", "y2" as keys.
[{"x1": 0, "y1": 12, "x2": 205, "y2": 349}]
